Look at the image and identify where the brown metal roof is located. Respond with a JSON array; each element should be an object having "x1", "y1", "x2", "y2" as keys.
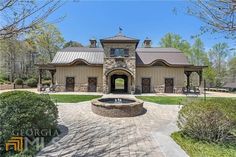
[
  {"x1": 51, "y1": 47, "x2": 191, "y2": 66},
  {"x1": 136, "y1": 48, "x2": 191, "y2": 66},
  {"x1": 51, "y1": 47, "x2": 104, "y2": 65}
]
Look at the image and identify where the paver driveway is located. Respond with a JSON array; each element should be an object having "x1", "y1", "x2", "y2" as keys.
[{"x1": 37, "y1": 101, "x2": 187, "y2": 157}]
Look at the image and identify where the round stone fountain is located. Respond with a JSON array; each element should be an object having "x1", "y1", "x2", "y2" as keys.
[{"x1": 91, "y1": 97, "x2": 144, "y2": 117}]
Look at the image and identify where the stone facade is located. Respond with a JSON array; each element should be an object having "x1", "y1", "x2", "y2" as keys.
[
  {"x1": 55, "y1": 84, "x2": 103, "y2": 92},
  {"x1": 102, "y1": 43, "x2": 136, "y2": 93}
]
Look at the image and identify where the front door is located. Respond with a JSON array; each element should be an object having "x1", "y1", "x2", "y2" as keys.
[
  {"x1": 66, "y1": 77, "x2": 75, "y2": 92},
  {"x1": 142, "y1": 78, "x2": 151, "y2": 93},
  {"x1": 88, "y1": 77, "x2": 97, "y2": 92},
  {"x1": 165, "y1": 78, "x2": 174, "y2": 93}
]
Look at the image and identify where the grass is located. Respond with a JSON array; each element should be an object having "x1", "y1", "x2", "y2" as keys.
[
  {"x1": 50, "y1": 94, "x2": 102, "y2": 103},
  {"x1": 171, "y1": 132, "x2": 236, "y2": 157},
  {"x1": 115, "y1": 78, "x2": 125, "y2": 89},
  {"x1": 49, "y1": 94, "x2": 235, "y2": 104},
  {"x1": 136, "y1": 96, "x2": 185, "y2": 104},
  {"x1": 136, "y1": 96, "x2": 236, "y2": 105}
]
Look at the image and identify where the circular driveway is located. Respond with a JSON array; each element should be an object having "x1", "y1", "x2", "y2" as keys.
[{"x1": 37, "y1": 101, "x2": 187, "y2": 157}]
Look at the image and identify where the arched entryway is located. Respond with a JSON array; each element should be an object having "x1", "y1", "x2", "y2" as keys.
[
  {"x1": 111, "y1": 74, "x2": 128, "y2": 93},
  {"x1": 105, "y1": 68, "x2": 134, "y2": 94}
]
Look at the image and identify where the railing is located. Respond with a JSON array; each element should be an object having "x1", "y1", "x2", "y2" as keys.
[{"x1": 205, "y1": 88, "x2": 229, "y2": 92}]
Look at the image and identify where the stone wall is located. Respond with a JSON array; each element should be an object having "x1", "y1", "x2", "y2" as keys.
[
  {"x1": 102, "y1": 43, "x2": 136, "y2": 93},
  {"x1": 55, "y1": 83, "x2": 103, "y2": 92}
]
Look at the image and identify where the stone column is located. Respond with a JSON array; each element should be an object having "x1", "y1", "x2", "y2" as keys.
[
  {"x1": 49, "y1": 70, "x2": 56, "y2": 85},
  {"x1": 38, "y1": 69, "x2": 43, "y2": 91},
  {"x1": 185, "y1": 71, "x2": 192, "y2": 92}
]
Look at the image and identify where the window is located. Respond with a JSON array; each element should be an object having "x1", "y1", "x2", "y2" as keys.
[{"x1": 110, "y1": 48, "x2": 129, "y2": 57}]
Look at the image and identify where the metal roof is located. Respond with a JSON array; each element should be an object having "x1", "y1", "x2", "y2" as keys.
[
  {"x1": 51, "y1": 47, "x2": 191, "y2": 66},
  {"x1": 223, "y1": 82, "x2": 236, "y2": 88},
  {"x1": 136, "y1": 48, "x2": 191, "y2": 65},
  {"x1": 101, "y1": 32, "x2": 139, "y2": 41},
  {"x1": 51, "y1": 47, "x2": 104, "y2": 65}
]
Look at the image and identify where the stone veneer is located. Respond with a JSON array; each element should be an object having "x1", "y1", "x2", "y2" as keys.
[
  {"x1": 102, "y1": 43, "x2": 136, "y2": 93},
  {"x1": 55, "y1": 84, "x2": 103, "y2": 92}
]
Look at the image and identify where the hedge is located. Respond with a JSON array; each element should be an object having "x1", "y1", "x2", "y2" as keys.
[{"x1": 0, "y1": 91, "x2": 58, "y2": 156}]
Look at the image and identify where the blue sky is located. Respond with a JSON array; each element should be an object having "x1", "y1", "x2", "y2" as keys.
[{"x1": 49, "y1": 0, "x2": 234, "y2": 50}]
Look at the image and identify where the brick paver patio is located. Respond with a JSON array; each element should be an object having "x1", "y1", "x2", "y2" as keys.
[{"x1": 37, "y1": 101, "x2": 187, "y2": 157}]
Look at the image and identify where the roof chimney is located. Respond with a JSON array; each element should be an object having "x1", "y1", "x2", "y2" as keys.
[
  {"x1": 89, "y1": 38, "x2": 97, "y2": 48},
  {"x1": 143, "y1": 37, "x2": 151, "y2": 48}
]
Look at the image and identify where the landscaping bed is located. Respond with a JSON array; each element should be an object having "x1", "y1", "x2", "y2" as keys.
[
  {"x1": 172, "y1": 98, "x2": 236, "y2": 157},
  {"x1": 172, "y1": 132, "x2": 236, "y2": 157}
]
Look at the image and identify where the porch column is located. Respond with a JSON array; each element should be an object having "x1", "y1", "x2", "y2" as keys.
[
  {"x1": 38, "y1": 69, "x2": 43, "y2": 91},
  {"x1": 184, "y1": 71, "x2": 192, "y2": 91},
  {"x1": 49, "y1": 70, "x2": 56, "y2": 85}
]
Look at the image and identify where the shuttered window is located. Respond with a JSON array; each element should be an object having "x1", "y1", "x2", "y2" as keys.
[
  {"x1": 124, "y1": 49, "x2": 129, "y2": 57},
  {"x1": 110, "y1": 48, "x2": 129, "y2": 57},
  {"x1": 110, "y1": 48, "x2": 115, "y2": 57}
]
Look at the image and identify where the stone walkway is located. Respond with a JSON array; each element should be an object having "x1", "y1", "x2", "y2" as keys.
[{"x1": 37, "y1": 102, "x2": 188, "y2": 157}]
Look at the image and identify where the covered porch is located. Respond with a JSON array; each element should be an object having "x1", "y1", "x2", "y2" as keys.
[
  {"x1": 184, "y1": 65, "x2": 206, "y2": 94},
  {"x1": 36, "y1": 64, "x2": 56, "y2": 92}
]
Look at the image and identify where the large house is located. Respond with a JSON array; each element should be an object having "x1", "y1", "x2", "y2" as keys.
[{"x1": 38, "y1": 32, "x2": 204, "y2": 94}]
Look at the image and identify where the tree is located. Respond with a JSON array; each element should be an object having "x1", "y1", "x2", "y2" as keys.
[
  {"x1": 191, "y1": 38, "x2": 206, "y2": 65},
  {"x1": 209, "y1": 43, "x2": 230, "y2": 87},
  {"x1": 187, "y1": 0, "x2": 236, "y2": 38},
  {"x1": 28, "y1": 23, "x2": 64, "y2": 62},
  {"x1": 63, "y1": 41, "x2": 83, "y2": 48},
  {"x1": 159, "y1": 33, "x2": 192, "y2": 58},
  {"x1": 0, "y1": 38, "x2": 32, "y2": 82},
  {"x1": 228, "y1": 56, "x2": 236, "y2": 82},
  {"x1": 202, "y1": 57, "x2": 217, "y2": 87},
  {"x1": 0, "y1": 0, "x2": 64, "y2": 39}
]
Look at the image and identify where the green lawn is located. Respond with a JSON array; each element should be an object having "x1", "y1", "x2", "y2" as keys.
[
  {"x1": 115, "y1": 78, "x2": 125, "y2": 89},
  {"x1": 136, "y1": 96, "x2": 236, "y2": 105},
  {"x1": 136, "y1": 96, "x2": 185, "y2": 104},
  {"x1": 171, "y1": 132, "x2": 236, "y2": 157},
  {"x1": 50, "y1": 94, "x2": 102, "y2": 103},
  {"x1": 49, "y1": 94, "x2": 235, "y2": 104}
]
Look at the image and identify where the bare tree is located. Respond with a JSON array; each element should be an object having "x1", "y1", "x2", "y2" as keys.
[
  {"x1": 188, "y1": 0, "x2": 236, "y2": 38},
  {"x1": 0, "y1": 0, "x2": 64, "y2": 39}
]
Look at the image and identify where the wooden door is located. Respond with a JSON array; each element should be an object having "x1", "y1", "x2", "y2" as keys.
[
  {"x1": 88, "y1": 77, "x2": 97, "y2": 92},
  {"x1": 142, "y1": 78, "x2": 151, "y2": 93},
  {"x1": 165, "y1": 78, "x2": 174, "y2": 93},
  {"x1": 66, "y1": 77, "x2": 75, "y2": 92}
]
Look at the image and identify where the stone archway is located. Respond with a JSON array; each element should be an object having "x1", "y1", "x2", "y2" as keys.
[
  {"x1": 110, "y1": 74, "x2": 128, "y2": 93},
  {"x1": 104, "y1": 68, "x2": 134, "y2": 94}
]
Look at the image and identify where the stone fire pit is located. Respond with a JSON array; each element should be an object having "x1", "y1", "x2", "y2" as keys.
[{"x1": 91, "y1": 97, "x2": 144, "y2": 117}]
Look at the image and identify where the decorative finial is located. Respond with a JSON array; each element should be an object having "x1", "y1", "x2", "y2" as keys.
[{"x1": 119, "y1": 27, "x2": 123, "y2": 33}]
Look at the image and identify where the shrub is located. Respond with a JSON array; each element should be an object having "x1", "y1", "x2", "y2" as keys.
[
  {"x1": 0, "y1": 72, "x2": 8, "y2": 81},
  {"x1": 0, "y1": 79, "x2": 4, "y2": 84},
  {"x1": 177, "y1": 98, "x2": 236, "y2": 143},
  {"x1": 43, "y1": 76, "x2": 51, "y2": 80},
  {"x1": 14, "y1": 78, "x2": 23, "y2": 85},
  {"x1": 42, "y1": 80, "x2": 51, "y2": 86},
  {"x1": 0, "y1": 91, "x2": 58, "y2": 156},
  {"x1": 26, "y1": 78, "x2": 38, "y2": 87}
]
